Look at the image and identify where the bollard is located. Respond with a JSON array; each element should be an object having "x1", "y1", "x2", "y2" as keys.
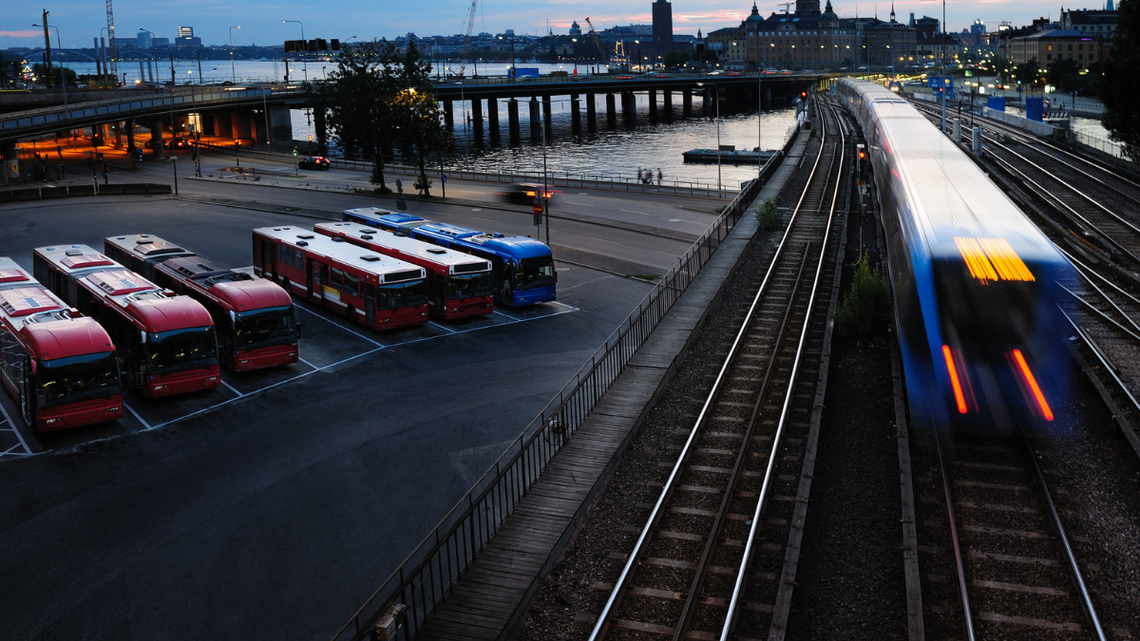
[
  {"x1": 972, "y1": 126, "x2": 983, "y2": 157},
  {"x1": 953, "y1": 118, "x2": 961, "y2": 143}
]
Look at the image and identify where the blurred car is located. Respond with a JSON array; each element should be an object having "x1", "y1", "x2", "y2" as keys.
[
  {"x1": 297, "y1": 156, "x2": 330, "y2": 170},
  {"x1": 498, "y1": 183, "x2": 556, "y2": 205}
]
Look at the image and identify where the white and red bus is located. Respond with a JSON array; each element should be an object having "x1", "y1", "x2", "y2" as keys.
[
  {"x1": 106, "y1": 234, "x2": 299, "y2": 372},
  {"x1": 252, "y1": 226, "x2": 429, "y2": 330},
  {"x1": 33, "y1": 245, "x2": 221, "y2": 398},
  {"x1": 102, "y1": 234, "x2": 194, "y2": 280},
  {"x1": 0, "y1": 257, "x2": 123, "y2": 431},
  {"x1": 314, "y1": 222, "x2": 494, "y2": 320}
]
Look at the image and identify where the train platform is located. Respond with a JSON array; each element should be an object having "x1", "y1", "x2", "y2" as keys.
[{"x1": 412, "y1": 131, "x2": 811, "y2": 641}]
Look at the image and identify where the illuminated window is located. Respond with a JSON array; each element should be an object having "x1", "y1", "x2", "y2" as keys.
[{"x1": 954, "y1": 237, "x2": 1034, "y2": 283}]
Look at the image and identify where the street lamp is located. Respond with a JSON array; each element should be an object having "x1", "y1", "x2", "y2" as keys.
[
  {"x1": 571, "y1": 38, "x2": 578, "y2": 76},
  {"x1": 229, "y1": 25, "x2": 241, "y2": 84},
  {"x1": 32, "y1": 23, "x2": 66, "y2": 104},
  {"x1": 697, "y1": 83, "x2": 721, "y2": 190},
  {"x1": 498, "y1": 35, "x2": 515, "y2": 80},
  {"x1": 283, "y1": 20, "x2": 306, "y2": 82}
]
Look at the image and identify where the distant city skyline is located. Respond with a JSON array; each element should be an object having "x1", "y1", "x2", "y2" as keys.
[{"x1": 1, "y1": 0, "x2": 1116, "y2": 51}]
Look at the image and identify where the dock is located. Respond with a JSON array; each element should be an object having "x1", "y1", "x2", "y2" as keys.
[{"x1": 683, "y1": 145, "x2": 778, "y2": 165}]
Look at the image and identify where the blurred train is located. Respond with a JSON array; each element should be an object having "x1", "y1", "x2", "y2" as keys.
[{"x1": 835, "y1": 78, "x2": 1077, "y2": 430}]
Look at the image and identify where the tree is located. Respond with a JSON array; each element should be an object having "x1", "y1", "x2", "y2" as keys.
[
  {"x1": 312, "y1": 41, "x2": 397, "y2": 192},
  {"x1": 1100, "y1": 0, "x2": 1140, "y2": 161},
  {"x1": 1012, "y1": 57, "x2": 1041, "y2": 89},
  {"x1": 32, "y1": 63, "x2": 76, "y2": 87},
  {"x1": 389, "y1": 89, "x2": 452, "y2": 196},
  {"x1": 1046, "y1": 58, "x2": 1083, "y2": 94}
]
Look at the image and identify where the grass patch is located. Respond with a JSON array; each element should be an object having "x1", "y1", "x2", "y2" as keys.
[
  {"x1": 834, "y1": 254, "x2": 892, "y2": 342},
  {"x1": 632, "y1": 273, "x2": 663, "y2": 281}
]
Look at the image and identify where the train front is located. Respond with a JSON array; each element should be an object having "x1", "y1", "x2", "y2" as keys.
[{"x1": 917, "y1": 233, "x2": 1077, "y2": 431}]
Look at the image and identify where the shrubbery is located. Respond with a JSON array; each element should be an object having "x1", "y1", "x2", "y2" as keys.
[
  {"x1": 834, "y1": 254, "x2": 891, "y2": 341},
  {"x1": 754, "y1": 198, "x2": 782, "y2": 231}
]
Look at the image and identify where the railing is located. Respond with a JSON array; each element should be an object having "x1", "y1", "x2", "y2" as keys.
[
  {"x1": 1069, "y1": 129, "x2": 1128, "y2": 161},
  {"x1": 330, "y1": 127, "x2": 796, "y2": 641}
]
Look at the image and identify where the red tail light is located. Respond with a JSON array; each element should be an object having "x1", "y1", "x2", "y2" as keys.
[
  {"x1": 1011, "y1": 349, "x2": 1054, "y2": 421},
  {"x1": 942, "y1": 345, "x2": 969, "y2": 414}
]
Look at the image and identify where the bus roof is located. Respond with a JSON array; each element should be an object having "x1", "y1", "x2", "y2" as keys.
[
  {"x1": 0, "y1": 258, "x2": 114, "y2": 361},
  {"x1": 157, "y1": 256, "x2": 293, "y2": 313},
  {"x1": 342, "y1": 207, "x2": 419, "y2": 224},
  {"x1": 75, "y1": 269, "x2": 214, "y2": 333},
  {"x1": 105, "y1": 234, "x2": 193, "y2": 261},
  {"x1": 254, "y1": 226, "x2": 426, "y2": 283},
  {"x1": 316, "y1": 223, "x2": 492, "y2": 275},
  {"x1": 415, "y1": 223, "x2": 553, "y2": 260},
  {"x1": 35, "y1": 244, "x2": 118, "y2": 276}
]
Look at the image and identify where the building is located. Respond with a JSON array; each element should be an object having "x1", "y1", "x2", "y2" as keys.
[
  {"x1": 652, "y1": 0, "x2": 674, "y2": 59},
  {"x1": 569, "y1": 21, "x2": 582, "y2": 36},
  {"x1": 1060, "y1": 8, "x2": 1119, "y2": 43},
  {"x1": 175, "y1": 26, "x2": 202, "y2": 48},
  {"x1": 1010, "y1": 28, "x2": 1102, "y2": 68}
]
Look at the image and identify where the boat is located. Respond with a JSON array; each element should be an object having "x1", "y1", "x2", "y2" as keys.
[{"x1": 683, "y1": 145, "x2": 777, "y2": 165}]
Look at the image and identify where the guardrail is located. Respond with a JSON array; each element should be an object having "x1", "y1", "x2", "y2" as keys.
[{"x1": 330, "y1": 126, "x2": 797, "y2": 641}]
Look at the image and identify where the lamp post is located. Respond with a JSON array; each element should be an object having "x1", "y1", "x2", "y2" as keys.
[
  {"x1": 139, "y1": 28, "x2": 157, "y2": 84},
  {"x1": 229, "y1": 25, "x2": 241, "y2": 84},
  {"x1": 32, "y1": 23, "x2": 66, "y2": 108},
  {"x1": 498, "y1": 35, "x2": 515, "y2": 81},
  {"x1": 283, "y1": 20, "x2": 306, "y2": 82},
  {"x1": 698, "y1": 83, "x2": 721, "y2": 190},
  {"x1": 571, "y1": 38, "x2": 578, "y2": 76}
]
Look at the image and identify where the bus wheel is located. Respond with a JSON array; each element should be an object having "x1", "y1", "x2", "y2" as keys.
[
  {"x1": 346, "y1": 306, "x2": 358, "y2": 325},
  {"x1": 279, "y1": 277, "x2": 291, "y2": 294}
]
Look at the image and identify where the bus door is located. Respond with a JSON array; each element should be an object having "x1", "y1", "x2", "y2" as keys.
[
  {"x1": 20, "y1": 356, "x2": 32, "y2": 425},
  {"x1": 306, "y1": 258, "x2": 321, "y2": 302},
  {"x1": 363, "y1": 282, "x2": 378, "y2": 329}
]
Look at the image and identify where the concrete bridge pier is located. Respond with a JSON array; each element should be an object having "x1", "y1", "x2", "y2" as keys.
[
  {"x1": 682, "y1": 89, "x2": 693, "y2": 117},
  {"x1": 702, "y1": 88, "x2": 712, "y2": 118},
  {"x1": 3, "y1": 140, "x2": 18, "y2": 183},
  {"x1": 113, "y1": 121, "x2": 123, "y2": 148},
  {"x1": 586, "y1": 93, "x2": 597, "y2": 131},
  {"x1": 231, "y1": 112, "x2": 254, "y2": 146},
  {"x1": 147, "y1": 117, "x2": 165, "y2": 161},
  {"x1": 663, "y1": 90, "x2": 673, "y2": 122},
  {"x1": 471, "y1": 99, "x2": 483, "y2": 138},
  {"x1": 269, "y1": 106, "x2": 294, "y2": 148},
  {"x1": 488, "y1": 99, "x2": 501, "y2": 145},
  {"x1": 605, "y1": 94, "x2": 617, "y2": 129},
  {"x1": 621, "y1": 91, "x2": 636, "y2": 128},
  {"x1": 648, "y1": 89, "x2": 658, "y2": 123},
  {"x1": 443, "y1": 100, "x2": 454, "y2": 129},
  {"x1": 570, "y1": 94, "x2": 581, "y2": 134},
  {"x1": 529, "y1": 97, "x2": 541, "y2": 139},
  {"x1": 125, "y1": 120, "x2": 135, "y2": 154},
  {"x1": 542, "y1": 95, "x2": 552, "y2": 137},
  {"x1": 507, "y1": 99, "x2": 520, "y2": 142}
]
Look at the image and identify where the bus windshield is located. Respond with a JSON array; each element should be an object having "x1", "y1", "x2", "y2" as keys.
[
  {"x1": 36, "y1": 351, "x2": 121, "y2": 409},
  {"x1": 516, "y1": 257, "x2": 556, "y2": 291},
  {"x1": 447, "y1": 273, "x2": 493, "y2": 300},
  {"x1": 234, "y1": 306, "x2": 297, "y2": 351},
  {"x1": 148, "y1": 326, "x2": 219, "y2": 373},
  {"x1": 377, "y1": 280, "x2": 427, "y2": 310}
]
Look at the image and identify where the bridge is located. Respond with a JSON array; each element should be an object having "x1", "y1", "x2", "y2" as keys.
[{"x1": 0, "y1": 71, "x2": 818, "y2": 175}]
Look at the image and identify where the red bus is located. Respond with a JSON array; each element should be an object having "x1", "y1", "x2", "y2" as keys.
[
  {"x1": 33, "y1": 245, "x2": 221, "y2": 398},
  {"x1": 0, "y1": 257, "x2": 123, "y2": 431},
  {"x1": 252, "y1": 226, "x2": 429, "y2": 330},
  {"x1": 106, "y1": 234, "x2": 299, "y2": 372},
  {"x1": 314, "y1": 222, "x2": 494, "y2": 320}
]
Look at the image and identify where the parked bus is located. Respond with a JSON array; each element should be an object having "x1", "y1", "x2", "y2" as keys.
[
  {"x1": 314, "y1": 222, "x2": 493, "y2": 320},
  {"x1": 106, "y1": 234, "x2": 299, "y2": 372},
  {"x1": 102, "y1": 234, "x2": 194, "y2": 280},
  {"x1": 0, "y1": 257, "x2": 123, "y2": 431},
  {"x1": 340, "y1": 208, "x2": 557, "y2": 307},
  {"x1": 33, "y1": 245, "x2": 221, "y2": 398},
  {"x1": 252, "y1": 226, "x2": 430, "y2": 330}
]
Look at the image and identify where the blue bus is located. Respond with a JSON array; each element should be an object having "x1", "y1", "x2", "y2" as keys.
[{"x1": 342, "y1": 208, "x2": 556, "y2": 306}]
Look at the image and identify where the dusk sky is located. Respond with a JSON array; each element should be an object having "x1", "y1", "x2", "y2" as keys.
[{"x1": 2, "y1": 0, "x2": 1110, "y2": 50}]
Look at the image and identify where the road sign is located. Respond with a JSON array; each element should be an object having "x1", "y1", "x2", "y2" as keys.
[{"x1": 533, "y1": 204, "x2": 544, "y2": 215}]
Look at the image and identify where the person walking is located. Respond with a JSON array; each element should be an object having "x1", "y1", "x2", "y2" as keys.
[
  {"x1": 657, "y1": 168, "x2": 662, "y2": 185},
  {"x1": 101, "y1": 163, "x2": 108, "y2": 184}
]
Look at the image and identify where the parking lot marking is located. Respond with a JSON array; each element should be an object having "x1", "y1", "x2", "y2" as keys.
[
  {"x1": 0, "y1": 400, "x2": 30, "y2": 458},
  {"x1": 298, "y1": 356, "x2": 317, "y2": 368},
  {"x1": 220, "y1": 380, "x2": 244, "y2": 397},
  {"x1": 127, "y1": 404, "x2": 155, "y2": 431},
  {"x1": 428, "y1": 321, "x2": 457, "y2": 334},
  {"x1": 493, "y1": 308, "x2": 522, "y2": 322},
  {"x1": 294, "y1": 304, "x2": 384, "y2": 347}
]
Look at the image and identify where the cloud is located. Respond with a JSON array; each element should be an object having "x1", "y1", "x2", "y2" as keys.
[{"x1": 1, "y1": 30, "x2": 43, "y2": 38}]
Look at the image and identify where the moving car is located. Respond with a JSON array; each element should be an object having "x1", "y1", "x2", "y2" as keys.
[{"x1": 297, "y1": 156, "x2": 330, "y2": 170}]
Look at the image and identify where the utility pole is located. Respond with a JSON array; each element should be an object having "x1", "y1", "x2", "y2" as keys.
[{"x1": 41, "y1": 10, "x2": 54, "y2": 88}]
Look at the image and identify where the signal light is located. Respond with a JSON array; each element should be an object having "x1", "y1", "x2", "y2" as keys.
[{"x1": 800, "y1": 91, "x2": 808, "y2": 99}]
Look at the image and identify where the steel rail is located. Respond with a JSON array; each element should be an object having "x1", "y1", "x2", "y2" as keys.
[
  {"x1": 587, "y1": 100, "x2": 833, "y2": 641},
  {"x1": 934, "y1": 431, "x2": 977, "y2": 641},
  {"x1": 720, "y1": 101, "x2": 846, "y2": 641}
]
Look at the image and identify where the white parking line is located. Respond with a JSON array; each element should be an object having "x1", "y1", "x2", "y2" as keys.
[
  {"x1": 294, "y1": 304, "x2": 384, "y2": 347},
  {"x1": 298, "y1": 356, "x2": 317, "y2": 368},
  {"x1": 126, "y1": 404, "x2": 154, "y2": 431},
  {"x1": 619, "y1": 208, "x2": 652, "y2": 217},
  {"x1": 0, "y1": 399, "x2": 30, "y2": 456},
  {"x1": 220, "y1": 380, "x2": 244, "y2": 397},
  {"x1": 428, "y1": 321, "x2": 457, "y2": 334},
  {"x1": 493, "y1": 308, "x2": 522, "y2": 322}
]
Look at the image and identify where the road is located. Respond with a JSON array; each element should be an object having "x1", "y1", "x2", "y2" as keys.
[{"x1": 0, "y1": 152, "x2": 724, "y2": 641}]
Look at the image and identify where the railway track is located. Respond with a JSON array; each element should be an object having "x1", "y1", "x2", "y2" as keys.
[
  {"x1": 925, "y1": 425, "x2": 1106, "y2": 640},
  {"x1": 585, "y1": 99, "x2": 850, "y2": 641}
]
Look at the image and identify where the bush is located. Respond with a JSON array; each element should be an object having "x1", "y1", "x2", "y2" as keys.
[
  {"x1": 754, "y1": 198, "x2": 781, "y2": 230},
  {"x1": 834, "y1": 254, "x2": 891, "y2": 341}
]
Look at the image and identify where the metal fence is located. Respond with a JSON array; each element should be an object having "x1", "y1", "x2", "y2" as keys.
[
  {"x1": 1069, "y1": 129, "x2": 1128, "y2": 161},
  {"x1": 329, "y1": 130, "x2": 793, "y2": 641}
]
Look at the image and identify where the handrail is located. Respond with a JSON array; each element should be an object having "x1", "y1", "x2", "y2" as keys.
[{"x1": 329, "y1": 126, "x2": 797, "y2": 641}]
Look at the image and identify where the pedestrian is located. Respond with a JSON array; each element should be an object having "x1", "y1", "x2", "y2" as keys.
[
  {"x1": 657, "y1": 168, "x2": 662, "y2": 185},
  {"x1": 101, "y1": 163, "x2": 108, "y2": 184},
  {"x1": 636, "y1": 167, "x2": 642, "y2": 183}
]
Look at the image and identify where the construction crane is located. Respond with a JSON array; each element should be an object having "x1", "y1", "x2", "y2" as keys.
[
  {"x1": 106, "y1": 0, "x2": 118, "y2": 83},
  {"x1": 458, "y1": 0, "x2": 477, "y2": 78},
  {"x1": 583, "y1": 17, "x2": 608, "y2": 67}
]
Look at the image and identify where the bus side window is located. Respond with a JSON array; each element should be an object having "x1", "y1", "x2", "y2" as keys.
[
  {"x1": 330, "y1": 268, "x2": 344, "y2": 292},
  {"x1": 260, "y1": 238, "x2": 275, "y2": 268},
  {"x1": 344, "y1": 271, "x2": 359, "y2": 297},
  {"x1": 292, "y1": 248, "x2": 304, "y2": 272},
  {"x1": 0, "y1": 328, "x2": 23, "y2": 389},
  {"x1": 252, "y1": 237, "x2": 261, "y2": 269}
]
